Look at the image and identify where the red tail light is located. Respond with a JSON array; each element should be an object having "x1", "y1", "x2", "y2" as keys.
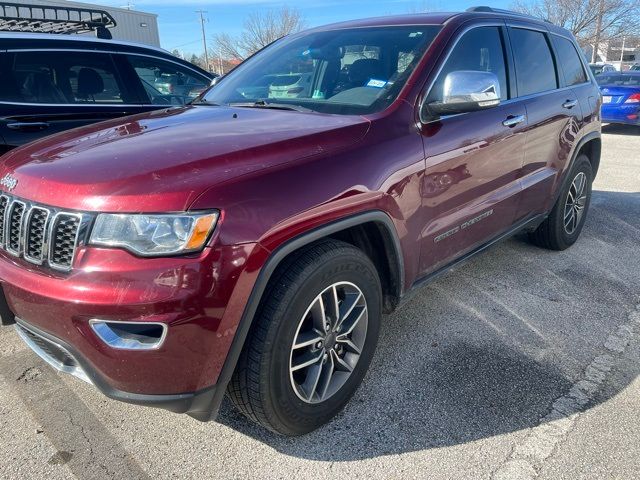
[{"x1": 624, "y1": 93, "x2": 640, "y2": 103}]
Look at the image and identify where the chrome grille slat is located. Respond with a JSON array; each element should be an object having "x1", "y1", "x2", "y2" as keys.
[
  {"x1": 24, "y1": 207, "x2": 50, "y2": 264},
  {"x1": 0, "y1": 195, "x2": 8, "y2": 246},
  {"x1": 0, "y1": 194, "x2": 84, "y2": 272}
]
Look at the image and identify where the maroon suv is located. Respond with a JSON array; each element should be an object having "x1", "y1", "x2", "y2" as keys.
[{"x1": 0, "y1": 8, "x2": 601, "y2": 436}]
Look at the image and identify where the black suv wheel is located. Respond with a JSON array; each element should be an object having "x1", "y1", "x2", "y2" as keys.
[{"x1": 227, "y1": 239, "x2": 382, "y2": 435}]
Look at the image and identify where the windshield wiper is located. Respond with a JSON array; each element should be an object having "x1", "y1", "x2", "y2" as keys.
[
  {"x1": 191, "y1": 99, "x2": 221, "y2": 106},
  {"x1": 228, "y1": 100, "x2": 313, "y2": 113}
]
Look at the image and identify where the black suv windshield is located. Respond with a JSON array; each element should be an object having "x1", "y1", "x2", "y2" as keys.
[{"x1": 203, "y1": 26, "x2": 441, "y2": 115}]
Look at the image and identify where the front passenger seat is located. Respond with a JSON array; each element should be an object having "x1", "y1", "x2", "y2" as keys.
[
  {"x1": 347, "y1": 59, "x2": 385, "y2": 88},
  {"x1": 76, "y1": 68, "x2": 105, "y2": 102}
]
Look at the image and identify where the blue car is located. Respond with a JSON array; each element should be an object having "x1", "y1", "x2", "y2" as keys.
[{"x1": 596, "y1": 72, "x2": 640, "y2": 126}]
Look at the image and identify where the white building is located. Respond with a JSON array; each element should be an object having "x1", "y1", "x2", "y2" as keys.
[{"x1": 4, "y1": 0, "x2": 160, "y2": 46}]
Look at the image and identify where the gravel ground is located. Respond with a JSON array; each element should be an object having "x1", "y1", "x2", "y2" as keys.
[{"x1": 1, "y1": 123, "x2": 639, "y2": 479}]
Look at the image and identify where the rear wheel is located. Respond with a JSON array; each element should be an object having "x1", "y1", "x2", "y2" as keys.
[
  {"x1": 529, "y1": 154, "x2": 593, "y2": 250},
  {"x1": 227, "y1": 239, "x2": 382, "y2": 436}
]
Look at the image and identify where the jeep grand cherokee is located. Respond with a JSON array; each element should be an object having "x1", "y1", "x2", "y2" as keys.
[{"x1": 0, "y1": 7, "x2": 601, "y2": 436}]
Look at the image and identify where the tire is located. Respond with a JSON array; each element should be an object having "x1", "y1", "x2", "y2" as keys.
[
  {"x1": 227, "y1": 239, "x2": 382, "y2": 436},
  {"x1": 529, "y1": 154, "x2": 593, "y2": 250}
]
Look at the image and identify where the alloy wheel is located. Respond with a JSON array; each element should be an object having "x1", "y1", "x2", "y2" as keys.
[
  {"x1": 564, "y1": 172, "x2": 588, "y2": 235},
  {"x1": 289, "y1": 282, "x2": 368, "y2": 404}
]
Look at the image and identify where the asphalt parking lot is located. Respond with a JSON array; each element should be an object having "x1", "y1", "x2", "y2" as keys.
[{"x1": 1, "y1": 124, "x2": 639, "y2": 480}]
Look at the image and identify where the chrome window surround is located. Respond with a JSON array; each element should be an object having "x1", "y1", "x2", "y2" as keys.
[
  {"x1": 418, "y1": 22, "x2": 594, "y2": 124},
  {"x1": 0, "y1": 193, "x2": 91, "y2": 272}
]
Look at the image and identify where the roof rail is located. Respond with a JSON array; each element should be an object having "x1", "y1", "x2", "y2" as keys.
[
  {"x1": 0, "y1": 2, "x2": 117, "y2": 38},
  {"x1": 466, "y1": 6, "x2": 552, "y2": 24}
]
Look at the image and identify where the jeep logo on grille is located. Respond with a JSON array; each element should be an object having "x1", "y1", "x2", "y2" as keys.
[{"x1": 0, "y1": 174, "x2": 18, "y2": 191}]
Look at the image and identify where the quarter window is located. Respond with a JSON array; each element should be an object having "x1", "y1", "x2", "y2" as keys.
[
  {"x1": 552, "y1": 36, "x2": 587, "y2": 86},
  {"x1": 509, "y1": 28, "x2": 558, "y2": 96},
  {"x1": 428, "y1": 26, "x2": 509, "y2": 103},
  {"x1": 126, "y1": 56, "x2": 210, "y2": 106}
]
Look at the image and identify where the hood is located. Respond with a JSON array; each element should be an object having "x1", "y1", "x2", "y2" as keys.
[{"x1": 0, "y1": 105, "x2": 370, "y2": 212}]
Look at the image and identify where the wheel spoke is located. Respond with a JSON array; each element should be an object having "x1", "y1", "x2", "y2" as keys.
[
  {"x1": 338, "y1": 305, "x2": 367, "y2": 336},
  {"x1": 331, "y1": 349, "x2": 353, "y2": 373},
  {"x1": 335, "y1": 292, "x2": 363, "y2": 332},
  {"x1": 291, "y1": 350, "x2": 323, "y2": 372},
  {"x1": 309, "y1": 296, "x2": 327, "y2": 332},
  {"x1": 315, "y1": 354, "x2": 335, "y2": 401},
  {"x1": 293, "y1": 330, "x2": 324, "y2": 350},
  {"x1": 327, "y1": 285, "x2": 340, "y2": 328},
  {"x1": 336, "y1": 336, "x2": 362, "y2": 354},
  {"x1": 300, "y1": 360, "x2": 324, "y2": 401}
]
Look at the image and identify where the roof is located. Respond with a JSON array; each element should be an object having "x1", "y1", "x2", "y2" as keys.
[
  {"x1": 305, "y1": 8, "x2": 555, "y2": 33},
  {"x1": 0, "y1": 31, "x2": 170, "y2": 55}
]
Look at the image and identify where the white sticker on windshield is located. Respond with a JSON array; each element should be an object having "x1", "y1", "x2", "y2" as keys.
[{"x1": 367, "y1": 79, "x2": 387, "y2": 88}]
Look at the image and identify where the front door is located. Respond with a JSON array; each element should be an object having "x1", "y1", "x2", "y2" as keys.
[{"x1": 417, "y1": 25, "x2": 528, "y2": 275}]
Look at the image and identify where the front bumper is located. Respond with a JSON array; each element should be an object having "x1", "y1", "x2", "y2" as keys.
[
  {"x1": 0, "y1": 242, "x2": 258, "y2": 419},
  {"x1": 14, "y1": 318, "x2": 218, "y2": 417}
]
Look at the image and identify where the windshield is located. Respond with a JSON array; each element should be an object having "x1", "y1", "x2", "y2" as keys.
[
  {"x1": 596, "y1": 74, "x2": 640, "y2": 86},
  {"x1": 203, "y1": 26, "x2": 441, "y2": 115}
]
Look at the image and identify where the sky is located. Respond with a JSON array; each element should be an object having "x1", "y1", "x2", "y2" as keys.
[{"x1": 85, "y1": 0, "x2": 511, "y2": 55}]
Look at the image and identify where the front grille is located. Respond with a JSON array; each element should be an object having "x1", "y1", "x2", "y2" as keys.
[{"x1": 0, "y1": 194, "x2": 85, "y2": 272}]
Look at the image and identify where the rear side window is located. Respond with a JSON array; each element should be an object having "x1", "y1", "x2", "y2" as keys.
[
  {"x1": 552, "y1": 36, "x2": 587, "y2": 86},
  {"x1": 0, "y1": 51, "x2": 127, "y2": 104},
  {"x1": 510, "y1": 28, "x2": 558, "y2": 96},
  {"x1": 428, "y1": 26, "x2": 509, "y2": 103}
]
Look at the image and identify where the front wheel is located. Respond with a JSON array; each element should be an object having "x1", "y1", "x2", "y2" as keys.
[
  {"x1": 227, "y1": 239, "x2": 382, "y2": 436},
  {"x1": 529, "y1": 154, "x2": 593, "y2": 250}
]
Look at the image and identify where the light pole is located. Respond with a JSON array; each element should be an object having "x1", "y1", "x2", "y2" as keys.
[{"x1": 196, "y1": 10, "x2": 210, "y2": 71}]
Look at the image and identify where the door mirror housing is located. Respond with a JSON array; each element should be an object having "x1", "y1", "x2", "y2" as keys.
[
  {"x1": 211, "y1": 75, "x2": 223, "y2": 87},
  {"x1": 426, "y1": 70, "x2": 501, "y2": 118}
]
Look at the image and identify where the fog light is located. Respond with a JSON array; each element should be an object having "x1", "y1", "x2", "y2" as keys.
[{"x1": 90, "y1": 320, "x2": 167, "y2": 350}]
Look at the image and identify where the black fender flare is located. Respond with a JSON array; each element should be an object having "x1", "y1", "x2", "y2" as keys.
[
  {"x1": 553, "y1": 130, "x2": 601, "y2": 205},
  {"x1": 193, "y1": 210, "x2": 404, "y2": 420}
]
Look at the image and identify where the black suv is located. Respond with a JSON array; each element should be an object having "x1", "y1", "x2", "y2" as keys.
[{"x1": 0, "y1": 33, "x2": 213, "y2": 154}]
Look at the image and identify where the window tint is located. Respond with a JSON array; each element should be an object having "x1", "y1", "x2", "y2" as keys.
[
  {"x1": 0, "y1": 51, "x2": 125, "y2": 104},
  {"x1": 596, "y1": 74, "x2": 640, "y2": 86},
  {"x1": 510, "y1": 28, "x2": 557, "y2": 96},
  {"x1": 127, "y1": 56, "x2": 209, "y2": 106},
  {"x1": 428, "y1": 26, "x2": 508, "y2": 103},
  {"x1": 553, "y1": 36, "x2": 587, "y2": 86}
]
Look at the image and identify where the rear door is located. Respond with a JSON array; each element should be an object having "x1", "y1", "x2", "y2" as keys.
[
  {"x1": 0, "y1": 49, "x2": 142, "y2": 151},
  {"x1": 506, "y1": 25, "x2": 583, "y2": 219},
  {"x1": 418, "y1": 24, "x2": 529, "y2": 274}
]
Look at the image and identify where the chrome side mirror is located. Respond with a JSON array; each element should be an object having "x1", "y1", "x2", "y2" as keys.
[
  {"x1": 427, "y1": 70, "x2": 501, "y2": 117},
  {"x1": 211, "y1": 75, "x2": 223, "y2": 87}
]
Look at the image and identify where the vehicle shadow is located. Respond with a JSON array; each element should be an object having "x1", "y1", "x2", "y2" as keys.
[
  {"x1": 216, "y1": 190, "x2": 640, "y2": 461},
  {"x1": 602, "y1": 124, "x2": 640, "y2": 135}
]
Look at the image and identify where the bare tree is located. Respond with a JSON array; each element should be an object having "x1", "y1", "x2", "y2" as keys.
[
  {"x1": 512, "y1": 0, "x2": 640, "y2": 55},
  {"x1": 213, "y1": 7, "x2": 306, "y2": 61}
]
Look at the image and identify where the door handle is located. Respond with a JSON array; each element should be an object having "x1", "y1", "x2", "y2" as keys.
[
  {"x1": 7, "y1": 122, "x2": 50, "y2": 132},
  {"x1": 562, "y1": 100, "x2": 578, "y2": 109},
  {"x1": 502, "y1": 115, "x2": 525, "y2": 128}
]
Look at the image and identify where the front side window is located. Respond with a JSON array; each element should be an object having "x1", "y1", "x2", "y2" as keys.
[
  {"x1": 552, "y1": 36, "x2": 587, "y2": 86},
  {"x1": 510, "y1": 28, "x2": 558, "y2": 96},
  {"x1": 0, "y1": 51, "x2": 126, "y2": 104},
  {"x1": 427, "y1": 26, "x2": 509, "y2": 104},
  {"x1": 126, "y1": 55, "x2": 210, "y2": 106},
  {"x1": 203, "y1": 26, "x2": 441, "y2": 115}
]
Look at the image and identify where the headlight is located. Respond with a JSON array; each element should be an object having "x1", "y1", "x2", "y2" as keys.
[{"x1": 89, "y1": 212, "x2": 219, "y2": 256}]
